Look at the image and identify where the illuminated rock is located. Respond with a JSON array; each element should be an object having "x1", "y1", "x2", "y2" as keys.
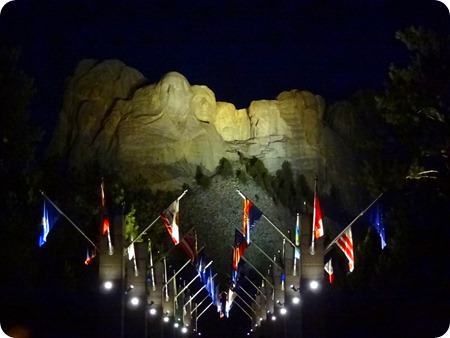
[{"x1": 48, "y1": 59, "x2": 358, "y2": 203}]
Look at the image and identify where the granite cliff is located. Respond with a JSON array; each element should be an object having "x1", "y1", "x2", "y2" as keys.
[{"x1": 48, "y1": 59, "x2": 360, "y2": 212}]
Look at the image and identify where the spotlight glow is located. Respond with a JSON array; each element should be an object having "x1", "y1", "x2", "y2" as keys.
[
  {"x1": 163, "y1": 316, "x2": 170, "y2": 323},
  {"x1": 271, "y1": 315, "x2": 276, "y2": 321},
  {"x1": 103, "y1": 281, "x2": 113, "y2": 290},
  {"x1": 174, "y1": 322, "x2": 180, "y2": 328},
  {"x1": 309, "y1": 280, "x2": 319, "y2": 290},
  {"x1": 292, "y1": 296, "x2": 300, "y2": 304},
  {"x1": 130, "y1": 297, "x2": 139, "y2": 306},
  {"x1": 181, "y1": 327, "x2": 188, "y2": 334},
  {"x1": 149, "y1": 308, "x2": 157, "y2": 315},
  {"x1": 280, "y1": 308, "x2": 287, "y2": 315}
]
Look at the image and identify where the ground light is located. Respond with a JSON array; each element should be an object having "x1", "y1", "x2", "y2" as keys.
[
  {"x1": 149, "y1": 308, "x2": 157, "y2": 315},
  {"x1": 163, "y1": 316, "x2": 170, "y2": 323},
  {"x1": 130, "y1": 297, "x2": 139, "y2": 306},
  {"x1": 280, "y1": 307, "x2": 287, "y2": 315},
  {"x1": 103, "y1": 281, "x2": 113, "y2": 290},
  {"x1": 181, "y1": 327, "x2": 188, "y2": 334},
  {"x1": 292, "y1": 296, "x2": 300, "y2": 304},
  {"x1": 309, "y1": 280, "x2": 319, "y2": 290}
]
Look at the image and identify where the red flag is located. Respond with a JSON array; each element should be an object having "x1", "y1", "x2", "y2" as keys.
[
  {"x1": 178, "y1": 229, "x2": 197, "y2": 262},
  {"x1": 336, "y1": 227, "x2": 354, "y2": 272},
  {"x1": 102, "y1": 217, "x2": 110, "y2": 235},
  {"x1": 85, "y1": 246, "x2": 96, "y2": 265},
  {"x1": 324, "y1": 258, "x2": 334, "y2": 283},
  {"x1": 242, "y1": 198, "x2": 262, "y2": 243},
  {"x1": 232, "y1": 230, "x2": 248, "y2": 271},
  {"x1": 313, "y1": 192, "x2": 324, "y2": 239},
  {"x1": 161, "y1": 199, "x2": 180, "y2": 245}
]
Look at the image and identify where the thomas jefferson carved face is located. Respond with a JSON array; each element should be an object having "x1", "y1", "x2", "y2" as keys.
[{"x1": 158, "y1": 72, "x2": 193, "y2": 116}]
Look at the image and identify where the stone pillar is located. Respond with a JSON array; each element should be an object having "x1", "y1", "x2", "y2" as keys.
[
  {"x1": 124, "y1": 242, "x2": 148, "y2": 337},
  {"x1": 98, "y1": 214, "x2": 125, "y2": 337},
  {"x1": 272, "y1": 258, "x2": 285, "y2": 315},
  {"x1": 300, "y1": 213, "x2": 326, "y2": 337}
]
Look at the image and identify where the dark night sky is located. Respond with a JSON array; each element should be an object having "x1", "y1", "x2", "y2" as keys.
[
  {"x1": 0, "y1": 1, "x2": 449, "y2": 336},
  {"x1": 0, "y1": 0, "x2": 448, "y2": 141}
]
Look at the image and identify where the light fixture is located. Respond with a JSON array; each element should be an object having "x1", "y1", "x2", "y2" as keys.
[
  {"x1": 292, "y1": 296, "x2": 300, "y2": 305},
  {"x1": 271, "y1": 315, "x2": 276, "y2": 321},
  {"x1": 103, "y1": 281, "x2": 113, "y2": 290},
  {"x1": 290, "y1": 284, "x2": 299, "y2": 292},
  {"x1": 163, "y1": 316, "x2": 170, "y2": 323},
  {"x1": 280, "y1": 307, "x2": 287, "y2": 315},
  {"x1": 309, "y1": 280, "x2": 319, "y2": 290},
  {"x1": 149, "y1": 308, "x2": 157, "y2": 315},
  {"x1": 130, "y1": 297, "x2": 139, "y2": 306},
  {"x1": 125, "y1": 285, "x2": 134, "y2": 293},
  {"x1": 181, "y1": 327, "x2": 188, "y2": 334},
  {"x1": 174, "y1": 322, "x2": 180, "y2": 328}
]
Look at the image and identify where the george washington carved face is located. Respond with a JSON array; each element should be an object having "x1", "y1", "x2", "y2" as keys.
[{"x1": 158, "y1": 72, "x2": 193, "y2": 117}]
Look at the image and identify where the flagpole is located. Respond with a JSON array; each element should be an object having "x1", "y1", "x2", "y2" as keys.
[
  {"x1": 40, "y1": 191, "x2": 98, "y2": 250},
  {"x1": 129, "y1": 215, "x2": 161, "y2": 246},
  {"x1": 325, "y1": 193, "x2": 384, "y2": 254},
  {"x1": 163, "y1": 257, "x2": 169, "y2": 301},
  {"x1": 191, "y1": 295, "x2": 210, "y2": 315},
  {"x1": 148, "y1": 240, "x2": 156, "y2": 291},
  {"x1": 232, "y1": 226, "x2": 283, "y2": 270},
  {"x1": 310, "y1": 177, "x2": 318, "y2": 255},
  {"x1": 232, "y1": 299, "x2": 253, "y2": 320},
  {"x1": 185, "y1": 284, "x2": 207, "y2": 308},
  {"x1": 236, "y1": 190, "x2": 299, "y2": 250},
  {"x1": 235, "y1": 293, "x2": 257, "y2": 315},
  {"x1": 239, "y1": 285, "x2": 260, "y2": 307},
  {"x1": 244, "y1": 276, "x2": 267, "y2": 300},
  {"x1": 175, "y1": 274, "x2": 199, "y2": 301},
  {"x1": 240, "y1": 255, "x2": 274, "y2": 288},
  {"x1": 130, "y1": 189, "x2": 188, "y2": 246},
  {"x1": 197, "y1": 302, "x2": 214, "y2": 320},
  {"x1": 175, "y1": 259, "x2": 213, "y2": 302},
  {"x1": 163, "y1": 259, "x2": 192, "y2": 289}
]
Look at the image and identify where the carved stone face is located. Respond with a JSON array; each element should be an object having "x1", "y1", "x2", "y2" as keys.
[{"x1": 158, "y1": 72, "x2": 193, "y2": 116}]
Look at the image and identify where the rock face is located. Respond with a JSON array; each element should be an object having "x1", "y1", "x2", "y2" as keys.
[{"x1": 48, "y1": 59, "x2": 360, "y2": 210}]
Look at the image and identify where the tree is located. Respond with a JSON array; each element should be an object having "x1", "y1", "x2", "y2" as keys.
[
  {"x1": 376, "y1": 26, "x2": 450, "y2": 183},
  {"x1": 0, "y1": 47, "x2": 43, "y2": 328}
]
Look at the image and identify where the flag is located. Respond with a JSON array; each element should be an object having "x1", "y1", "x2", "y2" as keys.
[
  {"x1": 127, "y1": 242, "x2": 135, "y2": 260},
  {"x1": 100, "y1": 181, "x2": 106, "y2": 208},
  {"x1": 206, "y1": 270, "x2": 215, "y2": 301},
  {"x1": 102, "y1": 216, "x2": 110, "y2": 235},
  {"x1": 178, "y1": 228, "x2": 197, "y2": 262},
  {"x1": 85, "y1": 246, "x2": 97, "y2": 265},
  {"x1": 336, "y1": 227, "x2": 354, "y2": 272},
  {"x1": 313, "y1": 191, "x2": 324, "y2": 239},
  {"x1": 100, "y1": 181, "x2": 113, "y2": 254},
  {"x1": 161, "y1": 199, "x2": 180, "y2": 245},
  {"x1": 366, "y1": 200, "x2": 386, "y2": 249},
  {"x1": 294, "y1": 213, "x2": 301, "y2": 259},
  {"x1": 232, "y1": 230, "x2": 249, "y2": 271},
  {"x1": 38, "y1": 201, "x2": 60, "y2": 247},
  {"x1": 324, "y1": 258, "x2": 334, "y2": 283},
  {"x1": 242, "y1": 198, "x2": 262, "y2": 243},
  {"x1": 100, "y1": 181, "x2": 109, "y2": 235}
]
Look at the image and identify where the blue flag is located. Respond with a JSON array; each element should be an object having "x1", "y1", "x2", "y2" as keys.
[
  {"x1": 38, "y1": 201, "x2": 60, "y2": 247},
  {"x1": 366, "y1": 201, "x2": 386, "y2": 249}
]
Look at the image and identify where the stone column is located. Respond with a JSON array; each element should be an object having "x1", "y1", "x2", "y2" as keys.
[{"x1": 98, "y1": 214, "x2": 125, "y2": 337}]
